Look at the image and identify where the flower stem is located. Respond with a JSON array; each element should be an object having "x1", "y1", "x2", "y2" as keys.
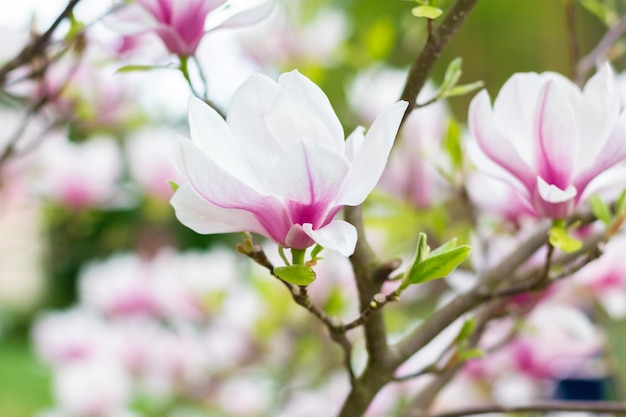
[{"x1": 291, "y1": 249, "x2": 306, "y2": 265}]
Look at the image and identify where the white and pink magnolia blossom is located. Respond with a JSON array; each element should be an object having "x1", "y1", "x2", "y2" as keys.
[
  {"x1": 34, "y1": 133, "x2": 122, "y2": 208},
  {"x1": 52, "y1": 356, "x2": 132, "y2": 417},
  {"x1": 171, "y1": 70, "x2": 408, "y2": 256},
  {"x1": 110, "y1": 0, "x2": 274, "y2": 56},
  {"x1": 469, "y1": 64, "x2": 626, "y2": 219}
]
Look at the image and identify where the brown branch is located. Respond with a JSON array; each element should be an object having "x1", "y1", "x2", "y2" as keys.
[
  {"x1": 428, "y1": 401, "x2": 626, "y2": 417},
  {"x1": 237, "y1": 239, "x2": 357, "y2": 382},
  {"x1": 576, "y1": 13, "x2": 626, "y2": 85},
  {"x1": 0, "y1": 0, "x2": 83, "y2": 87},
  {"x1": 564, "y1": 0, "x2": 581, "y2": 82},
  {"x1": 399, "y1": 0, "x2": 480, "y2": 125},
  {"x1": 402, "y1": 300, "x2": 503, "y2": 417},
  {"x1": 392, "y1": 218, "x2": 552, "y2": 366}
]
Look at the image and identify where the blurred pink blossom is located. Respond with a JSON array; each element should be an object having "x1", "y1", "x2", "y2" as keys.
[
  {"x1": 465, "y1": 302, "x2": 604, "y2": 384},
  {"x1": 126, "y1": 127, "x2": 183, "y2": 199},
  {"x1": 469, "y1": 64, "x2": 626, "y2": 219},
  {"x1": 110, "y1": 0, "x2": 274, "y2": 56},
  {"x1": 350, "y1": 66, "x2": 450, "y2": 209},
  {"x1": 466, "y1": 171, "x2": 537, "y2": 226},
  {"x1": 34, "y1": 133, "x2": 122, "y2": 208}
]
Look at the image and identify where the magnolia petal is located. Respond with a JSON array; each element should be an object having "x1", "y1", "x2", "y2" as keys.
[
  {"x1": 576, "y1": 63, "x2": 620, "y2": 171},
  {"x1": 574, "y1": 111, "x2": 626, "y2": 193},
  {"x1": 103, "y1": 5, "x2": 159, "y2": 35},
  {"x1": 170, "y1": 184, "x2": 263, "y2": 234},
  {"x1": 467, "y1": 141, "x2": 530, "y2": 196},
  {"x1": 265, "y1": 70, "x2": 345, "y2": 153},
  {"x1": 174, "y1": 136, "x2": 270, "y2": 208},
  {"x1": 344, "y1": 126, "x2": 365, "y2": 163},
  {"x1": 537, "y1": 177, "x2": 577, "y2": 204},
  {"x1": 492, "y1": 72, "x2": 543, "y2": 162},
  {"x1": 227, "y1": 72, "x2": 283, "y2": 177},
  {"x1": 469, "y1": 90, "x2": 535, "y2": 190},
  {"x1": 268, "y1": 140, "x2": 350, "y2": 206},
  {"x1": 534, "y1": 80, "x2": 579, "y2": 189},
  {"x1": 188, "y1": 97, "x2": 263, "y2": 190},
  {"x1": 301, "y1": 221, "x2": 357, "y2": 257},
  {"x1": 205, "y1": 0, "x2": 274, "y2": 31},
  {"x1": 580, "y1": 164, "x2": 626, "y2": 203},
  {"x1": 338, "y1": 100, "x2": 408, "y2": 206}
]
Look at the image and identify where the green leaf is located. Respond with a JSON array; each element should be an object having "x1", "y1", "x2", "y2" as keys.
[
  {"x1": 549, "y1": 226, "x2": 582, "y2": 253},
  {"x1": 457, "y1": 348, "x2": 484, "y2": 362},
  {"x1": 439, "y1": 57, "x2": 463, "y2": 96},
  {"x1": 411, "y1": 5, "x2": 443, "y2": 19},
  {"x1": 457, "y1": 317, "x2": 477, "y2": 342},
  {"x1": 274, "y1": 265, "x2": 316, "y2": 286},
  {"x1": 415, "y1": 232, "x2": 430, "y2": 263},
  {"x1": 65, "y1": 13, "x2": 85, "y2": 42},
  {"x1": 429, "y1": 237, "x2": 457, "y2": 257},
  {"x1": 116, "y1": 64, "x2": 163, "y2": 73},
  {"x1": 168, "y1": 180, "x2": 179, "y2": 192},
  {"x1": 406, "y1": 245, "x2": 471, "y2": 285},
  {"x1": 442, "y1": 80, "x2": 485, "y2": 98},
  {"x1": 589, "y1": 195, "x2": 612, "y2": 225}
]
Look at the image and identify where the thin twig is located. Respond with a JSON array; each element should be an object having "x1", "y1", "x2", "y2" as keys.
[
  {"x1": 564, "y1": 0, "x2": 581, "y2": 82},
  {"x1": 399, "y1": 0, "x2": 479, "y2": 126},
  {"x1": 237, "y1": 239, "x2": 357, "y2": 382},
  {"x1": 576, "y1": 13, "x2": 626, "y2": 85},
  {"x1": 0, "y1": 0, "x2": 83, "y2": 87}
]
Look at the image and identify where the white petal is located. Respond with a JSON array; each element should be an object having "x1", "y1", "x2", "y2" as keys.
[
  {"x1": 301, "y1": 221, "x2": 357, "y2": 257},
  {"x1": 103, "y1": 4, "x2": 158, "y2": 35},
  {"x1": 174, "y1": 136, "x2": 270, "y2": 208},
  {"x1": 338, "y1": 100, "x2": 408, "y2": 206},
  {"x1": 265, "y1": 70, "x2": 345, "y2": 153},
  {"x1": 467, "y1": 141, "x2": 530, "y2": 195},
  {"x1": 575, "y1": 111, "x2": 626, "y2": 192},
  {"x1": 534, "y1": 80, "x2": 579, "y2": 189},
  {"x1": 205, "y1": 0, "x2": 274, "y2": 31},
  {"x1": 227, "y1": 72, "x2": 282, "y2": 178},
  {"x1": 170, "y1": 184, "x2": 263, "y2": 234},
  {"x1": 344, "y1": 126, "x2": 365, "y2": 163},
  {"x1": 580, "y1": 163, "x2": 626, "y2": 202},
  {"x1": 576, "y1": 63, "x2": 621, "y2": 171},
  {"x1": 188, "y1": 97, "x2": 263, "y2": 189},
  {"x1": 493, "y1": 72, "x2": 543, "y2": 162},
  {"x1": 537, "y1": 177, "x2": 577, "y2": 203},
  {"x1": 469, "y1": 90, "x2": 535, "y2": 189},
  {"x1": 268, "y1": 140, "x2": 350, "y2": 204}
]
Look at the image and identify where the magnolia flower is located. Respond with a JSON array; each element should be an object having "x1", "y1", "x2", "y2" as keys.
[
  {"x1": 469, "y1": 64, "x2": 626, "y2": 219},
  {"x1": 171, "y1": 70, "x2": 407, "y2": 256},
  {"x1": 111, "y1": 0, "x2": 274, "y2": 56}
]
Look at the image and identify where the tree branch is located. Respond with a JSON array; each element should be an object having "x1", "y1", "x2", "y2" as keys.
[
  {"x1": 0, "y1": 0, "x2": 83, "y2": 87},
  {"x1": 392, "y1": 219, "x2": 551, "y2": 365},
  {"x1": 399, "y1": 0, "x2": 480, "y2": 125},
  {"x1": 576, "y1": 13, "x2": 626, "y2": 85},
  {"x1": 563, "y1": 0, "x2": 581, "y2": 83}
]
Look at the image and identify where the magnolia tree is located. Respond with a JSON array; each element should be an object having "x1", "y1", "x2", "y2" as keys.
[{"x1": 3, "y1": 0, "x2": 626, "y2": 416}]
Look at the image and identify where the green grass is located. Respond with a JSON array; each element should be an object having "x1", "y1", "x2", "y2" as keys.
[{"x1": 0, "y1": 337, "x2": 52, "y2": 417}]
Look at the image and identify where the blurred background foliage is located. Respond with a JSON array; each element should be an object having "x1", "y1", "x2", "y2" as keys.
[{"x1": 0, "y1": 0, "x2": 621, "y2": 415}]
